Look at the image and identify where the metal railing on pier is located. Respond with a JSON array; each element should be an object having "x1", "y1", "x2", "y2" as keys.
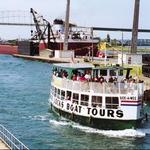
[{"x1": 0, "y1": 124, "x2": 29, "y2": 150}]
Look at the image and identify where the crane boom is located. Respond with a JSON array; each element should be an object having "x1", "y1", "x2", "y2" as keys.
[{"x1": 30, "y1": 8, "x2": 55, "y2": 49}]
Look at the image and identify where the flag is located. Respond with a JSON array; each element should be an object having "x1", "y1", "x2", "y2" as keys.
[{"x1": 97, "y1": 42, "x2": 106, "y2": 50}]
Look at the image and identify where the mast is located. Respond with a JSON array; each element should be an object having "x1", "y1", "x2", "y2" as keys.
[
  {"x1": 63, "y1": 0, "x2": 70, "y2": 51},
  {"x1": 131, "y1": 0, "x2": 140, "y2": 54}
]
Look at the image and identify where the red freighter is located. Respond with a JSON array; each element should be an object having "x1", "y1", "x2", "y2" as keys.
[
  {"x1": 0, "y1": 19, "x2": 99, "y2": 56},
  {"x1": 0, "y1": 43, "x2": 18, "y2": 55},
  {"x1": 33, "y1": 19, "x2": 99, "y2": 57}
]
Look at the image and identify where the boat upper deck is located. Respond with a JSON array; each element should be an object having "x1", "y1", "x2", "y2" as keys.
[
  {"x1": 52, "y1": 75, "x2": 144, "y2": 96},
  {"x1": 52, "y1": 63, "x2": 144, "y2": 96},
  {"x1": 53, "y1": 63, "x2": 132, "y2": 80}
]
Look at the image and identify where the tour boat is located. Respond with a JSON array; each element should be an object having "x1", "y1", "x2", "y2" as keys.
[{"x1": 49, "y1": 62, "x2": 146, "y2": 130}]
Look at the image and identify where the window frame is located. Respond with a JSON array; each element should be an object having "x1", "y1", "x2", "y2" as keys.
[
  {"x1": 61, "y1": 90, "x2": 65, "y2": 100},
  {"x1": 81, "y1": 94, "x2": 89, "y2": 106},
  {"x1": 91, "y1": 96, "x2": 102, "y2": 107},
  {"x1": 105, "y1": 97, "x2": 119, "y2": 109},
  {"x1": 72, "y1": 93, "x2": 79, "y2": 104},
  {"x1": 66, "y1": 91, "x2": 72, "y2": 101}
]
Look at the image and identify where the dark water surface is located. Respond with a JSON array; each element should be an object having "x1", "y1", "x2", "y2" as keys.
[{"x1": 0, "y1": 54, "x2": 150, "y2": 149}]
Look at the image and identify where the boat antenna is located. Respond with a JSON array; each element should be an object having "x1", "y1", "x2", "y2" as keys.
[
  {"x1": 63, "y1": 0, "x2": 70, "y2": 51},
  {"x1": 121, "y1": 31, "x2": 124, "y2": 67},
  {"x1": 131, "y1": 0, "x2": 140, "y2": 54},
  {"x1": 91, "y1": 27, "x2": 94, "y2": 62}
]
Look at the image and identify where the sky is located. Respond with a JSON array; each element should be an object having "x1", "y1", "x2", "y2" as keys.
[{"x1": 0, "y1": 0, "x2": 150, "y2": 40}]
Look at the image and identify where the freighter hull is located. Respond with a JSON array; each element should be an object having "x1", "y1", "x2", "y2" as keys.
[
  {"x1": 0, "y1": 44, "x2": 18, "y2": 54},
  {"x1": 39, "y1": 42, "x2": 98, "y2": 56}
]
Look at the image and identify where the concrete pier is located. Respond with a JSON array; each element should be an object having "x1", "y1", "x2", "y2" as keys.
[
  {"x1": 0, "y1": 124, "x2": 28, "y2": 150},
  {"x1": 13, "y1": 53, "x2": 88, "y2": 64},
  {"x1": 13, "y1": 54, "x2": 72, "y2": 63},
  {"x1": 0, "y1": 139, "x2": 9, "y2": 149}
]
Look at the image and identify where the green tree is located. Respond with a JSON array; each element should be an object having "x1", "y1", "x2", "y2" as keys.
[{"x1": 106, "y1": 34, "x2": 111, "y2": 43}]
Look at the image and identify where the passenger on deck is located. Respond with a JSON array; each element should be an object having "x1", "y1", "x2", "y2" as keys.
[
  {"x1": 62, "y1": 70, "x2": 68, "y2": 78},
  {"x1": 99, "y1": 75, "x2": 105, "y2": 83},
  {"x1": 113, "y1": 77, "x2": 118, "y2": 84},
  {"x1": 108, "y1": 76, "x2": 114, "y2": 83},
  {"x1": 84, "y1": 72, "x2": 91, "y2": 81},
  {"x1": 80, "y1": 73, "x2": 86, "y2": 81},
  {"x1": 76, "y1": 72, "x2": 81, "y2": 81},
  {"x1": 53, "y1": 68, "x2": 58, "y2": 76},
  {"x1": 71, "y1": 74, "x2": 77, "y2": 80},
  {"x1": 138, "y1": 80, "x2": 144, "y2": 83},
  {"x1": 66, "y1": 95, "x2": 71, "y2": 100},
  {"x1": 58, "y1": 69, "x2": 63, "y2": 77},
  {"x1": 93, "y1": 76, "x2": 99, "y2": 82}
]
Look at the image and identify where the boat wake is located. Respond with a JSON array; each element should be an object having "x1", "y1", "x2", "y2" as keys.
[
  {"x1": 49, "y1": 119, "x2": 70, "y2": 126},
  {"x1": 28, "y1": 114, "x2": 50, "y2": 121},
  {"x1": 49, "y1": 118, "x2": 147, "y2": 138},
  {"x1": 137, "y1": 128, "x2": 150, "y2": 135}
]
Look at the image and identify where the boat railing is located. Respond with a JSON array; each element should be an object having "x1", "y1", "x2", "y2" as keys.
[
  {"x1": 52, "y1": 76, "x2": 144, "y2": 95},
  {"x1": 0, "y1": 124, "x2": 29, "y2": 150}
]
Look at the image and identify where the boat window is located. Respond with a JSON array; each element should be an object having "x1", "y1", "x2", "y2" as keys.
[
  {"x1": 73, "y1": 93, "x2": 79, "y2": 104},
  {"x1": 105, "y1": 97, "x2": 119, "y2": 109},
  {"x1": 61, "y1": 90, "x2": 65, "y2": 100},
  {"x1": 66, "y1": 91, "x2": 72, "y2": 101},
  {"x1": 57, "y1": 89, "x2": 61, "y2": 99},
  {"x1": 93, "y1": 70, "x2": 98, "y2": 77},
  {"x1": 92, "y1": 96, "x2": 102, "y2": 107},
  {"x1": 142, "y1": 65, "x2": 150, "y2": 77},
  {"x1": 100, "y1": 69, "x2": 107, "y2": 76},
  {"x1": 54, "y1": 87, "x2": 57, "y2": 97},
  {"x1": 51, "y1": 86, "x2": 55, "y2": 94},
  {"x1": 110, "y1": 70, "x2": 116, "y2": 76},
  {"x1": 81, "y1": 94, "x2": 89, "y2": 106},
  {"x1": 119, "y1": 69, "x2": 123, "y2": 76}
]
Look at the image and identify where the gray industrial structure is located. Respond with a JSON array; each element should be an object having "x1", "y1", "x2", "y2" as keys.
[
  {"x1": 63, "y1": 0, "x2": 70, "y2": 51},
  {"x1": 131, "y1": 0, "x2": 140, "y2": 54},
  {"x1": 18, "y1": 40, "x2": 39, "y2": 56}
]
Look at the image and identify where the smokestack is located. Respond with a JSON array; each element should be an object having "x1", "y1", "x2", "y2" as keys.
[
  {"x1": 131, "y1": 0, "x2": 140, "y2": 54},
  {"x1": 63, "y1": 0, "x2": 70, "y2": 51}
]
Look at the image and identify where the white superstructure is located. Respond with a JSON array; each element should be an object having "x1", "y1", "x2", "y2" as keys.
[{"x1": 49, "y1": 63, "x2": 146, "y2": 129}]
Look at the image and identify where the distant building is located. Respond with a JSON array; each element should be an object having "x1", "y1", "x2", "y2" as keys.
[{"x1": 124, "y1": 39, "x2": 150, "y2": 46}]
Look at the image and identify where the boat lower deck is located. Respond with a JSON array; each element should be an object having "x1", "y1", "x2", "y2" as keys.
[{"x1": 51, "y1": 104, "x2": 144, "y2": 130}]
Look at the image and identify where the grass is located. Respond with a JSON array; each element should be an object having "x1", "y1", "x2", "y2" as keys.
[
  {"x1": 123, "y1": 64, "x2": 142, "y2": 77},
  {"x1": 107, "y1": 46, "x2": 150, "y2": 52}
]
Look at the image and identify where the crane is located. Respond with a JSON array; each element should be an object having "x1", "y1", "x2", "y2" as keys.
[{"x1": 30, "y1": 8, "x2": 55, "y2": 49}]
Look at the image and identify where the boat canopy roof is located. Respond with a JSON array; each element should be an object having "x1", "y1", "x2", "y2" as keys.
[
  {"x1": 53, "y1": 63, "x2": 132, "y2": 71},
  {"x1": 53, "y1": 63, "x2": 94, "y2": 70}
]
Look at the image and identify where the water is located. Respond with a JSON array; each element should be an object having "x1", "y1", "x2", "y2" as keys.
[{"x1": 1, "y1": 54, "x2": 150, "y2": 149}]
